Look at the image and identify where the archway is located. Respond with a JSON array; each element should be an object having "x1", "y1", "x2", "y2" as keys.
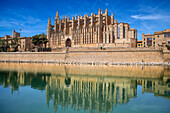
[{"x1": 65, "y1": 38, "x2": 71, "y2": 47}]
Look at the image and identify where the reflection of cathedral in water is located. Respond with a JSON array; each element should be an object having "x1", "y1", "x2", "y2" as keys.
[
  {"x1": 45, "y1": 76, "x2": 137, "y2": 112},
  {"x1": 0, "y1": 69, "x2": 169, "y2": 112}
]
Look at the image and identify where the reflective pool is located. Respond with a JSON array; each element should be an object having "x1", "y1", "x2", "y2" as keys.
[{"x1": 0, "y1": 63, "x2": 169, "y2": 113}]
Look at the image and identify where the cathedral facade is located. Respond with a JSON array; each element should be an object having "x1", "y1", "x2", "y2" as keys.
[{"x1": 47, "y1": 9, "x2": 137, "y2": 48}]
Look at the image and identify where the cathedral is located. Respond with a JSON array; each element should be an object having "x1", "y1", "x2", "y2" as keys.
[{"x1": 47, "y1": 8, "x2": 137, "y2": 48}]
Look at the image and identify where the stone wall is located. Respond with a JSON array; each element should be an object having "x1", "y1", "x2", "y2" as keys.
[
  {"x1": 0, "y1": 48, "x2": 169, "y2": 65},
  {"x1": 66, "y1": 50, "x2": 164, "y2": 63},
  {"x1": 0, "y1": 52, "x2": 65, "y2": 62}
]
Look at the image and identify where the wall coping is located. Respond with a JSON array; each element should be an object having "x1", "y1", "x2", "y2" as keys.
[{"x1": 0, "y1": 49, "x2": 164, "y2": 54}]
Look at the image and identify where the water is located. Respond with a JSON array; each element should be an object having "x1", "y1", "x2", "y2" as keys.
[{"x1": 0, "y1": 63, "x2": 169, "y2": 113}]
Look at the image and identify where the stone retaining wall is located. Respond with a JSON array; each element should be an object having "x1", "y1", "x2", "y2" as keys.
[{"x1": 0, "y1": 49, "x2": 169, "y2": 65}]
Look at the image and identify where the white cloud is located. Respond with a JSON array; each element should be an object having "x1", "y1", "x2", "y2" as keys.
[
  {"x1": 105, "y1": 2, "x2": 109, "y2": 6},
  {"x1": 131, "y1": 14, "x2": 170, "y2": 20}
]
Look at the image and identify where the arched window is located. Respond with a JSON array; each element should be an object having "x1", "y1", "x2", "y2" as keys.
[
  {"x1": 105, "y1": 34, "x2": 107, "y2": 43},
  {"x1": 109, "y1": 34, "x2": 110, "y2": 43},
  {"x1": 118, "y1": 25, "x2": 120, "y2": 39}
]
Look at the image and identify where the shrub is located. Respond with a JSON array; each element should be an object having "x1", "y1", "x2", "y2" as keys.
[
  {"x1": 100, "y1": 47, "x2": 102, "y2": 50},
  {"x1": 166, "y1": 45, "x2": 170, "y2": 50}
]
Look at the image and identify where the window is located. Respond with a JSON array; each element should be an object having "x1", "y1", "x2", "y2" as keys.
[
  {"x1": 165, "y1": 33, "x2": 170, "y2": 37},
  {"x1": 147, "y1": 40, "x2": 152, "y2": 46},
  {"x1": 105, "y1": 34, "x2": 107, "y2": 43},
  {"x1": 118, "y1": 25, "x2": 120, "y2": 39},
  {"x1": 153, "y1": 38, "x2": 155, "y2": 40},
  {"x1": 112, "y1": 31, "x2": 115, "y2": 43},
  {"x1": 168, "y1": 41, "x2": 170, "y2": 44},
  {"x1": 147, "y1": 38, "x2": 152, "y2": 41},
  {"x1": 168, "y1": 33, "x2": 170, "y2": 37},
  {"x1": 123, "y1": 26, "x2": 125, "y2": 38},
  {"x1": 138, "y1": 44, "x2": 140, "y2": 46},
  {"x1": 157, "y1": 35, "x2": 159, "y2": 37},
  {"x1": 23, "y1": 45, "x2": 24, "y2": 48},
  {"x1": 164, "y1": 34, "x2": 167, "y2": 37}
]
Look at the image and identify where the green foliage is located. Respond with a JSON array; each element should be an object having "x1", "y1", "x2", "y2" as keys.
[
  {"x1": 100, "y1": 47, "x2": 106, "y2": 50},
  {"x1": 100, "y1": 47, "x2": 103, "y2": 50},
  {"x1": 0, "y1": 39, "x2": 9, "y2": 52},
  {"x1": 32, "y1": 35, "x2": 40, "y2": 46},
  {"x1": 166, "y1": 45, "x2": 170, "y2": 50},
  {"x1": 32, "y1": 33, "x2": 49, "y2": 48},
  {"x1": 10, "y1": 37, "x2": 21, "y2": 52}
]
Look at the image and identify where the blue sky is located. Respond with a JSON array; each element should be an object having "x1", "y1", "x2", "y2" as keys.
[{"x1": 0, "y1": 0, "x2": 170, "y2": 40}]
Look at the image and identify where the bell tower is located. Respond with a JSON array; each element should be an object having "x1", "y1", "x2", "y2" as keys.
[{"x1": 47, "y1": 16, "x2": 52, "y2": 47}]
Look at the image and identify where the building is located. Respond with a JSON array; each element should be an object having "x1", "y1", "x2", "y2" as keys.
[
  {"x1": 154, "y1": 29, "x2": 170, "y2": 49},
  {"x1": 47, "y1": 9, "x2": 137, "y2": 49},
  {"x1": 137, "y1": 41, "x2": 142, "y2": 48},
  {"x1": 142, "y1": 33, "x2": 155, "y2": 48},
  {"x1": 142, "y1": 29, "x2": 170, "y2": 49},
  {"x1": 3, "y1": 29, "x2": 32, "y2": 52},
  {"x1": 18, "y1": 37, "x2": 32, "y2": 51},
  {"x1": 0, "y1": 37, "x2": 3, "y2": 40}
]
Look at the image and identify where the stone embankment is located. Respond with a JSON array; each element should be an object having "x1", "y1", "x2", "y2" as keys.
[{"x1": 0, "y1": 48, "x2": 169, "y2": 66}]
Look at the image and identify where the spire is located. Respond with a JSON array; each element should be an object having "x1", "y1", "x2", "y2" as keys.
[
  {"x1": 111, "y1": 13, "x2": 114, "y2": 24},
  {"x1": 111, "y1": 13, "x2": 113, "y2": 17},
  {"x1": 115, "y1": 19, "x2": 118, "y2": 23},
  {"x1": 101, "y1": 9, "x2": 103, "y2": 14},
  {"x1": 98, "y1": 8, "x2": 100, "y2": 15},
  {"x1": 75, "y1": 14, "x2": 77, "y2": 19},
  {"x1": 55, "y1": 10, "x2": 59, "y2": 19},
  {"x1": 13, "y1": 29, "x2": 15, "y2": 33},
  {"x1": 48, "y1": 16, "x2": 51, "y2": 26},
  {"x1": 105, "y1": 8, "x2": 108, "y2": 15}
]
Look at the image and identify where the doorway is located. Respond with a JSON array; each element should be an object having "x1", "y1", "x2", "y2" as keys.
[{"x1": 65, "y1": 38, "x2": 71, "y2": 47}]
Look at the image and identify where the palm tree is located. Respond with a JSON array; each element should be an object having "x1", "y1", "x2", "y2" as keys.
[{"x1": 39, "y1": 33, "x2": 48, "y2": 48}]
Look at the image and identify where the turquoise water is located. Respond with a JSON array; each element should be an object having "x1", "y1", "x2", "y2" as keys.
[{"x1": 0, "y1": 64, "x2": 170, "y2": 113}]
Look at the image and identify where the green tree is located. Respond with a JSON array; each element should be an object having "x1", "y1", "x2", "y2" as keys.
[
  {"x1": 0, "y1": 39, "x2": 9, "y2": 52},
  {"x1": 11, "y1": 37, "x2": 21, "y2": 52},
  {"x1": 32, "y1": 35, "x2": 40, "y2": 47},
  {"x1": 39, "y1": 33, "x2": 48, "y2": 48},
  {"x1": 32, "y1": 33, "x2": 48, "y2": 48}
]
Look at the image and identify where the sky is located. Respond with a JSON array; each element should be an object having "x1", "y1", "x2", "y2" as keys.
[{"x1": 0, "y1": 0, "x2": 170, "y2": 40}]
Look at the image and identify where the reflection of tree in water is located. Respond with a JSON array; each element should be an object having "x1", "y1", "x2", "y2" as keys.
[
  {"x1": 0, "y1": 71, "x2": 48, "y2": 93},
  {"x1": 31, "y1": 73, "x2": 47, "y2": 90},
  {"x1": 65, "y1": 66, "x2": 71, "y2": 87}
]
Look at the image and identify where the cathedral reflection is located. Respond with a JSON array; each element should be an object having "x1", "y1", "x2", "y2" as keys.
[
  {"x1": 45, "y1": 75, "x2": 137, "y2": 112},
  {"x1": 0, "y1": 66, "x2": 169, "y2": 112}
]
